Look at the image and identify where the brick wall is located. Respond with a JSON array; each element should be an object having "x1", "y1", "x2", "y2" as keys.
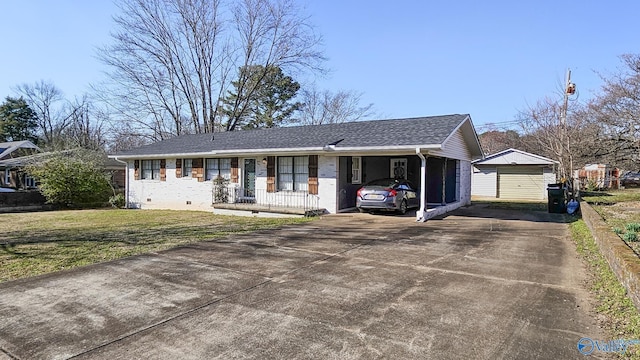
[
  {"x1": 0, "y1": 191, "x2": 47, "y2": 208},
  {"x1": 581, "y1": 201, "x2": 640, "y2": 310}
]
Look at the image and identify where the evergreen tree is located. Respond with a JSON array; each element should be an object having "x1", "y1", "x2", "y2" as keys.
[
  {"x1": 0, "y1": 97, "x2": 39, "y2": 143},
  {"x1": 220, "y1": 65, "x2": 301, "y2": 130}
]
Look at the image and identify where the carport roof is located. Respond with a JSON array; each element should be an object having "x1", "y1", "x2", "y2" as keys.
[{"x1": 111, "y1": 114, "x2": 482, "y2": 158}]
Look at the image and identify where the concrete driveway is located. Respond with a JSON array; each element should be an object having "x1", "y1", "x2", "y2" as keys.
[{"x1": 0, "y1": 205, "x2": 604, "y2": 359}]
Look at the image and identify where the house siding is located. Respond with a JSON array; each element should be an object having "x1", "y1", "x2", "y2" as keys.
[
  {"x1": 543, "y1": 167, "x2": 556, "y2": 199},
  {"x1": 431, "y1": 128, "x2": 472, "y2": 161},
  {"x1": 479, "y1": 150, "x2": 555, "y2": 165},
  {"x1": 471, "y1": 165, "x2": 498, "y2": 197}
]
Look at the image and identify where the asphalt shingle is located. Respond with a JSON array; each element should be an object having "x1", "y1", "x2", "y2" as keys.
[{"x1": 114, "y1": 114, "x2": 469, "y2": 156}]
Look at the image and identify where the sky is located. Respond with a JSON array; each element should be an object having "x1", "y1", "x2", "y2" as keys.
[{"x1": 1, "y1": 1, "x2": 639, "y2": 133}]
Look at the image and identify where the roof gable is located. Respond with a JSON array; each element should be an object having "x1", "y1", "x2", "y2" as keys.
[
  {"x1": 441, "y1": 115, "x2": 483, "y2": 159},
  {"x1": 472, "y1": 148, "x2": 557, "y2": 165},
  {"x1": 112, "y1": 114, "x2": 482, "y2": 158},
  {"x1": 0, "y1": 140, "x2": 41, "y2": 160}
]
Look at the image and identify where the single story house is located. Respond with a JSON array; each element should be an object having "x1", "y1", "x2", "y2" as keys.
[
  {"x1": 471, "y1": 148, "x2": 557, "y2": 200},
  {"x1": 110, "y1": 114, "x2": 484, "y2": 221},
  {"x1": 0, "y1": 140, "x2": 41, "y2": 189}
]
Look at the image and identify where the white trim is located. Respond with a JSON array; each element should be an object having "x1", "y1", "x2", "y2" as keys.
[
  {"x1": 108, "y1": 144, "x2": 443, "y2": 160},
  {"x1": 24, "y1": 174, "x2": 36, "y2": 188},
  {"x1": 4, "y1": 168, "x2": 10, "y2": 186},
  {"x1": 441, "y1": 115, "x2": 483, "y2": 159},
  {"x1": 473, "y1": 148, "x2": 558, "y2": 165},
  {"x1": 416, "y1": 149, "x2": 427, "y2": 222}
]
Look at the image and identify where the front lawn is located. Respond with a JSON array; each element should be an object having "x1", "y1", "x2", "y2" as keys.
[{"x1": 0, "y1": 209, "x2": 311, "y2": 283}]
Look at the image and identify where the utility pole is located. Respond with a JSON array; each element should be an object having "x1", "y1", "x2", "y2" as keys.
[{"x1": 561, "y1": 69, "x2": 576, "y2": 192}]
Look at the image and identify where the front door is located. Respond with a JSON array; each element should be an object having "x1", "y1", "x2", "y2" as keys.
[
  {"x1": 390, "y1": 158, "x2": 407, "y2": 179},
  {"x1": 243, "y1": 159, "x2": 256, "y2": 198}
]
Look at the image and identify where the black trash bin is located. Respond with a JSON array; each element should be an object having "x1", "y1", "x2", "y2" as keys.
[{"x1": 547, "y1": 184, "x2": 566, "y2": 213}]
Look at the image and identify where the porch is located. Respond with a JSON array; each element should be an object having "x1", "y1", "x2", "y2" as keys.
[{"x1": 212, "y1": 186, "x2": 324, "y2": 217}]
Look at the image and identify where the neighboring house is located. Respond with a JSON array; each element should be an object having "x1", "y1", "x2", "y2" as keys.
[
  {"x1": 110, "y1": 114, "x2": 483, "y2": 220},
  {"x1": 471, "y1": 148, "x2": 557, "y2": 200},
  {"x1": 575, "y1": 164, "x2": 619, "y2": 190},
  {"x1": 0, "y1": 140, "x2": 41, "y2": 189},
  {"x1": 105, "y1": 157, "x2": 127, "y2": 190}
]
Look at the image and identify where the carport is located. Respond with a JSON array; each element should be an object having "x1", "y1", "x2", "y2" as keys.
[
  {"x1": 332, "y1": 114, "x2": 482, "y2": 221},
  {"x1": 337, "y1": 153, "x2": 463, "y2": 219}
]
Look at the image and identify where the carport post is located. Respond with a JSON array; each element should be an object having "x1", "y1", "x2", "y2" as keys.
[{"x1": 416, "y1": 149, "x2": 427, "y2": 222}]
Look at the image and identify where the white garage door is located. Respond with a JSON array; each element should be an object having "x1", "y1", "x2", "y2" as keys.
[{"x1": 498, "y1": 166, "x2": 544, "y2": 200}]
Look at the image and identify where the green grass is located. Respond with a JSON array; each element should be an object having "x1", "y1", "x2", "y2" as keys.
[
  {"x1": 0, "y1": 209, "x2": 312, "y2": 283},
  {"x1": 582, "y1": 188, "x2": 640, "y2": 205},
  {"x1": 570, "y1": 220, "x2": 640, "y2": 359}
]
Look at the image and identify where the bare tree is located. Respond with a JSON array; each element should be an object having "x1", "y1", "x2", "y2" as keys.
[
  {"x1": 586, "y1": 54, "x2": 640, "y2": 170},
  {"x1": 478, "y1": 129, "x2": 522, "y2": 155},
  {"x1": 517, "y1": 97, "x2": 587, "y2": 179},
  {"x1": 62, "y1": 96, "x2": 107, "y2": 151},
  {"x1": 297, "y1": 86, "x2": 374, "y2": 125},
  {"x1": 14, "y1": 80, "x2": 70, "y2": 144},
  {"x1": 222, "y1": 0, "x2": 324, "y2": 130},
  {"x1": 98, "y1": 0, "x2": 324, "y2": 137},
  {"x1": 97, "y1": 0, "x2": 225, "y2": 139}
]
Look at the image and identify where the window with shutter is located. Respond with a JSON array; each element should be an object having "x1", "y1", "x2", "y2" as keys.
[
  {"x1": 175, "y1": 159, "x2": 182, "y2": 178},
  {"x1": 267, "y1": 156, "x2": 276, "y2": 192},
  {"x1": 308, "y1": 155, "x2": 318, "y2": 195},
  {"x1": 134, "y1": 160, "x2": 140, "y2": 180},
  {"x1": 231, "y1": 157, "x2": 239, "y2": 183}
]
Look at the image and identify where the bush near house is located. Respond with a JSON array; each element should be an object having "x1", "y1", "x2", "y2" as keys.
[{"x1": 26, "y1": 150, "x2": 112, "y2": 208}]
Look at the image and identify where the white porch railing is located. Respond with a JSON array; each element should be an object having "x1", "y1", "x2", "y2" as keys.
[{"x1": 213, "y1": 185, "x2": 321, "y2": 213}]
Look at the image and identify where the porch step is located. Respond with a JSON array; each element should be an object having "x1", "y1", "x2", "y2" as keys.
[{"x1": 213, "y1": 203, "x2": 325, "y2": 217}]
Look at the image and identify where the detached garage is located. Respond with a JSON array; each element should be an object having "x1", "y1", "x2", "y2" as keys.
[{"x1": 472, "y1": 149, "x2": 557, "y2": 200}]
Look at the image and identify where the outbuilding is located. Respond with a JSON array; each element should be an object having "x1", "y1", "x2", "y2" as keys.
[{"x1": 472, "y1": 148, "x2": 557, "y2": 200}]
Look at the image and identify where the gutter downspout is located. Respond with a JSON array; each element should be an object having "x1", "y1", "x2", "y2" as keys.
[
  {"x1": 113, "y1": 157, "x2": 129, "y2": 209},
  {"x1": 416, "y1": 148, "x2": 427, "y2": 222}
]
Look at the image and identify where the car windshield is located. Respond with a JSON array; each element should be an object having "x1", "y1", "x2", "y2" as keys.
[{"x1": 365, "y1": 179, "x2": 400, "y2": 187}]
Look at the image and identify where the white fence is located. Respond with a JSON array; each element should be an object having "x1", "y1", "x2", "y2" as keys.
[{"x1": 213, "y1": 185, "x2": 320, "y2": 212}]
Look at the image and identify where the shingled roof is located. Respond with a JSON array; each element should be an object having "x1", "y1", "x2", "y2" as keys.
[{"x1": 112, "y1": 114, "x2": 480, "y2": 158}]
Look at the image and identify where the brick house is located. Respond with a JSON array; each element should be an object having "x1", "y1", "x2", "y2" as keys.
[
  {"x1": 0, "y1": 140, "x2": 41, "y2": 190},
  {"x1": 110, "y1": 114, "x2": 483, "y2": 221}
]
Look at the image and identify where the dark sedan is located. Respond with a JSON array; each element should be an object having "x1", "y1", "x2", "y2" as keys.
[
  {"x1": 356, "y1": 178, "x2": 420, "y2": 214},
  {"x1": 621, "y1": 171, "x2": 640, "y2": 188}
]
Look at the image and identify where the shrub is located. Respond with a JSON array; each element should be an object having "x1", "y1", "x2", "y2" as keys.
[
  {"x1": 109, "y1": 193, "x2": 126, "y2": 208},
  {"x1": 26, "y1": 150, "x2": 112, "y2": 207},
  {"x1": 623, "y1": 232, "x2": 638, "y2": 242},
  {"x1": 625, "y1": 223, "x2": 640, "y2": 233},
  {"x1": 613, "y1": 227, "x2": 624, "y2": 235},
  {"x1": 212, "y1": 176, "x2": 229, "y2": 203}
]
